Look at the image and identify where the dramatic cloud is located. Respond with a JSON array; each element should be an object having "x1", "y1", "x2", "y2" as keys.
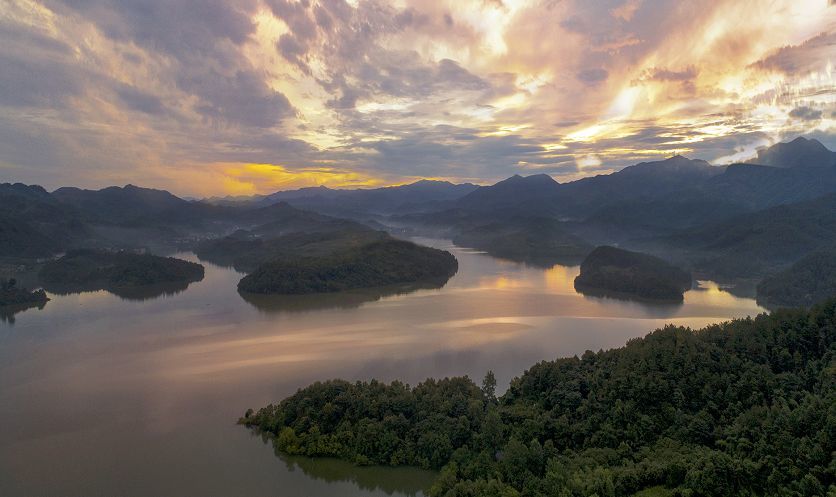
[
  {"x1": 789, "y1": 106, "x2": 824, "y2": 121},
  {"x1": 0, "y1": 0, "x2": 834, "y2": 195}
]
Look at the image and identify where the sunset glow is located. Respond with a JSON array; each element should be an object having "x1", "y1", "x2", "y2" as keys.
[{"x1": 1, "y1": 0, "x2": 834, "y2": 195}]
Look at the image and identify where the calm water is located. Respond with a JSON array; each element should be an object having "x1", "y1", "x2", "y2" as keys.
[{"x1": 0, "y1": 239, "x2": 764, "y2": 496}]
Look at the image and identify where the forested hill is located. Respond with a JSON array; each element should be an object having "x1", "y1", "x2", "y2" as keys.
[
  {"x1": 574, "y1": 246, "x2": 692, "y2": 302},
  {"x1": 237, "y1": 239, "x2": 458, "y2": 295},
  {"x1": 242, "y1": 299, "x2": 836, "y2": 497}
]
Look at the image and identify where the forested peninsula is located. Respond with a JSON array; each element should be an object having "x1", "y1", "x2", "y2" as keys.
[{"x1": 242, "y1": 300, "x2": 835, "y2": 497}]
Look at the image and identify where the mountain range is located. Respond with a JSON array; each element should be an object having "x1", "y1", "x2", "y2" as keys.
[{"x1": 4, "y1": 136, "x2": 836, "y2": 291}]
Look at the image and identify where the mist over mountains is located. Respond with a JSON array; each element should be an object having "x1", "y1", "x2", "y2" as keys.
[{"x1": 3, "y1": 136, "x2": 836, "y2": 293}]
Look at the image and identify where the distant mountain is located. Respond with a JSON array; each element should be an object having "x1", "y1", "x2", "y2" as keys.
[
  {"x1": 452, "y1": 215, "x2": 591, "y2": 266},
  {"x1": 193, "y1": 206, "x2": 384, "y2": 272},
  {"x1": 0, "y1": 183, "x2": 88, "y2": 258},
  {"x1": 5, "y1": 136, "x2": 836, "y2": 273},
  {"x1": 659, "y1": 193, "x2": 836, "y2": 278},
  {"x1": 456, "y1": 174, "x2": 560, "y2": 213},
  {"x1": 454, "y1": 142, "x2": 836, "y2": 229},
  {"x1": 238, "y1": 180, "x2": 480, "y2": 217},
  {"x1": 452, "y1": 157, "x2": 724, "y2": 218},
  {"x1": 0, "y1": 182, "x2": 402, "y2": 260},
  {"x1": 52, "y1": 184, "x2": 189, "y2": 224},
  {"x1": 580, "y1": 160, "x2": 836, "y2": 241},
  {"x1": 747, "y1": 137, "x2": 836, "y2": 168},
  {"x1": 554, "y1": 155, "x2": 724, "y2": 218},
  {"x1": 698, "y1": 162, "x2": 836, "y2": 208}
]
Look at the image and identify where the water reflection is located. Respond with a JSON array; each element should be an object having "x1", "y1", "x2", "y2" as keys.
[
  {"x1": 276, "y1": 454, "x2": 435, "y2": 497},
  {"x1": 42, "y1": 280, "x2": 198, "y2": 301},
  {"x1": 0, "y1": 239, "x2": 766, "y2": 497},
  {"x1": 0, "y1": 300, "x2": 47, "y2": 324},
  {"x1": 239, "y1": 277, "x2": 453, "y2": 315},
  {"x1": 248, "y1": 431, "x2": 436, "y2": 497}
]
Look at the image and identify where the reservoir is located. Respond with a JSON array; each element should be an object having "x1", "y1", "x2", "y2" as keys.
[{"x1": 0, "y1": 239, "x2": 764, "y2": 496}]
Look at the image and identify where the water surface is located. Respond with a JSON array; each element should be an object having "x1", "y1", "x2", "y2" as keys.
[{"x1": 0, "y1": 239, "x2": 764, "y2": 496}]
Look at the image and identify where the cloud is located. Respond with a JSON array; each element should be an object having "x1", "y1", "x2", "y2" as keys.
[
  {"x1": 788, "y1": 106, "x2": 823, "y2": 121},
  {"x1": 0, "y1": 0, "x2": 834, "y2": 195},
  {"x1": 115, "y1": 85, "x2": 166, "y2": 115},
  {"x1": 182, "y1": 69, "x2": 295, "y2": 128},
  {"x1": 577, "y1": 68, "x2": 609, "y2": 85},
  {"x1": 0, "y1": 52, "x2": 83, "y2": 108},
  {"x1": 752, "y1": 31, "x2": 836, "y2": 75},
  {"x1": 610, "y1": 0, "x2": 643, "y2": 21},
  {"x1": 634, "y1": 66, "x2": 698, "y2": 83}
]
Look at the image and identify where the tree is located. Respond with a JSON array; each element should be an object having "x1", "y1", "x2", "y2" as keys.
[{"x1": 482, "y1": 370, "x2": 497, "y2": 402}]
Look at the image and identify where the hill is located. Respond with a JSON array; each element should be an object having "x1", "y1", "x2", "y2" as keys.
[
  {"x1": 52, "y1": 184, "x2": 188, "y2": 224},
  {"x1": 452, "y1": 216, "x2": 592, "y2": 266},
  {"x1": 40, "y1": 250, "x2": 204, "y2": 295},
  {"x1": 438, "y1": 141, "x2": 836, "y2": 246},
  {"x1": 241, "y1": 298, "x2": 836, "y2": 497},
  {"x1": 0, "y1": 183, "x2": 89, "y2": 259},
  {"x1": 239, "y1": 180, "x2": 479, "y2": 217},
  {"x1": 193, "y1": 213, "x2": 387, "y2": 273},
  {"x1": 456, "y1": 174, "x2": 561, "y2": 214},
  {"x1": 237, "y1": 239, "x2": 458, "y2": 295},
  {"x1": 556, "y1": 156, "x2": 724, "y2": 219},
  {"x1": 574, "y1": 246, "x2": 692, "y2": 302},
  {"x1": 659, "y1": 193, "x2": 836, "y2": 279},
  {"x1": 756, "y1": 248, "x2": 836, "y2": 309}
]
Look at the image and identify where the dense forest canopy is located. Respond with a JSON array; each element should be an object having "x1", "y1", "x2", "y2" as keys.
[
  {"x1": 40, "y1": 249, "x2": 204, "y2": 289},
  {"x1": 242, "y1": 299, "x2": 835, "y2": 497},
  {"x1": 574, "y1": 246, "x2": 692, "y2": 302},
  {"x1": 757, "y1": 248, "x2": 836, "y2": 309},
  {"x1": 238, "y1": 239, "x2": 458, "y2": 295}
]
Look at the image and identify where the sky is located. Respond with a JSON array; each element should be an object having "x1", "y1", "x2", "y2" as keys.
[{"x1": 1, "y1": 0, "x2": 835, "y2": 196}]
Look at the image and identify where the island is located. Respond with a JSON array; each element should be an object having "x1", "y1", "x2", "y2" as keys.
[
  {"x1": 756, "y1": 248, "x2": 836, "y2": 309},
  {"x1": 0, "y1": 278, "x2": 49, "y2": 323},
  {"x1": 573, "y1": 245, "x2": 692, "y2": 302},
  {"x1": 0, "y1": 278, "x2": 48, "y2": 306},
  {"x1": 237, "y1": 239, "x2": 458, "y2": 295},
  {"x1": 39, "y1": 249, "x2": 204, "y2": 297},
  {"x1": 241, "y1": 299, "x2": 835, "y2": 497}
]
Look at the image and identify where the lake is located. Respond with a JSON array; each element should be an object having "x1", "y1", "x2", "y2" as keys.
[{"x1": 0, "y1": 238, "x2": 764, "y2": 496}]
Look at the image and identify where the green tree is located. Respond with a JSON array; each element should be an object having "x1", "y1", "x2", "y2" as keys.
[{"x1": 482, "y1": 370, "x2": 497, "y2": 402}]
